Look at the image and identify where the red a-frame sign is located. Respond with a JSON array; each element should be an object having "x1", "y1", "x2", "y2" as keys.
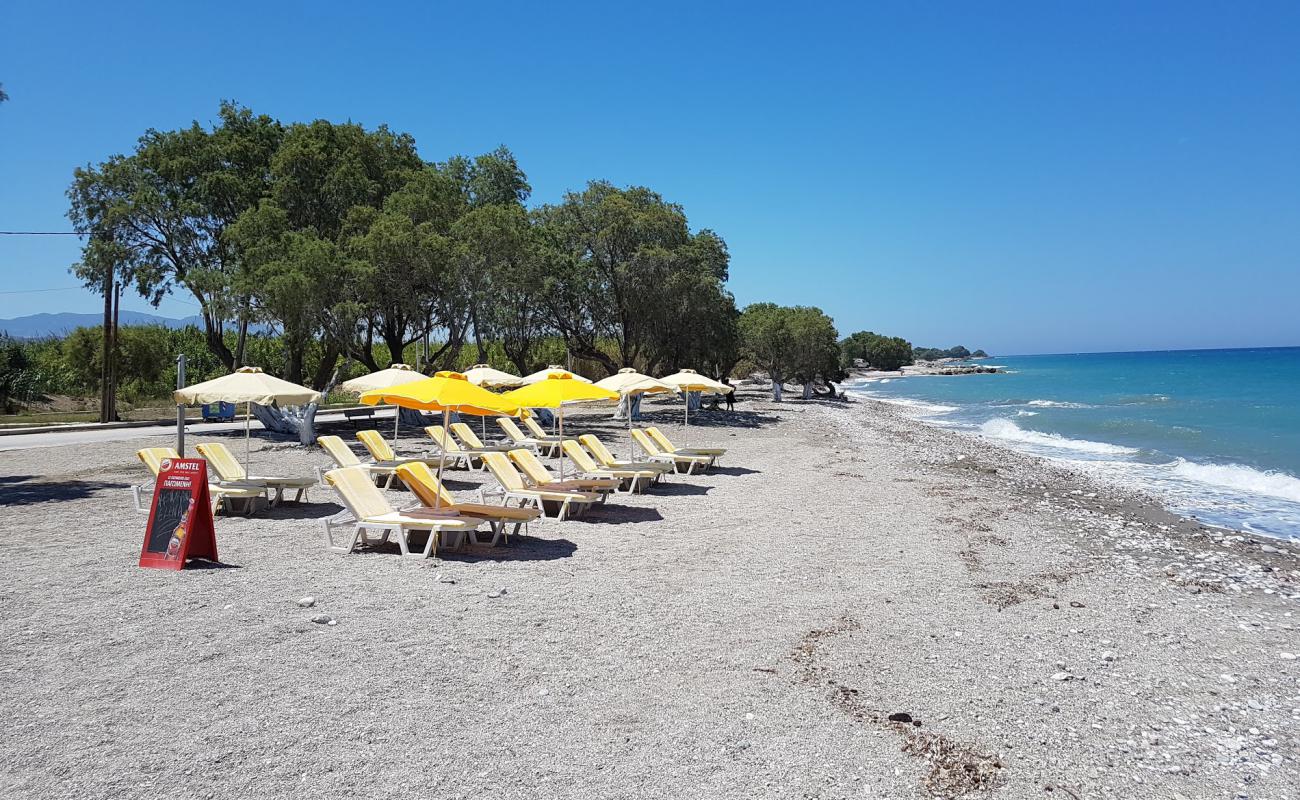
[{"x1": 139, "y1": 457, "x2": 218, "y2": 570}]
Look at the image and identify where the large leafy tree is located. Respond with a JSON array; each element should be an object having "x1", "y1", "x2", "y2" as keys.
[
  {"x1": 67, "y1": 103, "x2": 283, "y2": 369},
  {"x1": 842, "y1": 331, "x2": 914, "y2": 371},
  {"x1": 532, "y1": 181, "x2": 730, "y2": 375},
  {"x1": 739, "y1": 302, "x2": 792, "y2": 400},
  {"x1": 785, "y1": 306, "x2": 842, "y2": 397}
]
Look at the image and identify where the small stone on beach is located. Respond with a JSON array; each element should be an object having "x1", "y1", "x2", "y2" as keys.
[
  {"x1": 297, "y1": 596, "x2": 316, "y2": 608},
  {"x1": 310, "y1": 614, "x2": 332, "y2": 625}
]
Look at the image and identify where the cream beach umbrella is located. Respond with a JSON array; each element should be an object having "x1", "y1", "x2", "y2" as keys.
[
  {"x1": 595, "y1": 368, "x2": 675, "y2": 458},
  {"x1": 463, "y1": 364, "x2": 527, "y2": 440},
  {"x1": 521, "y1": 365, "x2": 592, "y2": 384},
  {"x1": 360, "y1": 371, "x2": 522, "y2": 509},
  {"x1": 339, "y1": 363, "x2": 427, "y2": 451},
  {"x1": 658, "y1": 368, "x2": 734, "y2": 445},
  {"x1": 174, "y1": 366, "x2": 321, "y2": 476},
  {"x1": 501, "y1": 375, "x2": 619, "y2": 480}
]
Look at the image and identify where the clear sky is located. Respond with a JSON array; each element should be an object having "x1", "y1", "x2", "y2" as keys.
[{"x1": 2, "y1": 1, "x2": 1298, "y2": 355}]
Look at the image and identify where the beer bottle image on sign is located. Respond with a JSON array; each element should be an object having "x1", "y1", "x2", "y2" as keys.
[{"x1": 165, "y1": 498, "x2": 196, "y2": 560}]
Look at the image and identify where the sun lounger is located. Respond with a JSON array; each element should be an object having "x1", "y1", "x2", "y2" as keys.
[
  {"x1": 355, "y1": 429, "x2": 441, "y2": 469},
  {"x1": 578, "y1": 434, "x2": 672, "y2": 475},
  {"x1": 134, "y1": 447, "x2": 266, "y2": 515},
  {"x1": 645, "y1": 426, "x2": 726, "y2": 460},
  {"x1": 316, "y1": 435, "x2": 398, "y2": 488},
  {"x1": 493, "y1": 418, "x2": 560, "y2": 456},
  {"x1": 522, "y1": 416, "x2": 565, "y2": 442},
  {"x1": 560, "y1": 440, "x2": 659, "y2": 493},
  {"x1": 394, "y1": 462, "x2": 541, "y2": 546},
  {"x1": 507, "y1": 447, "x2": 620, "y2": 496},
  {"x1": 450, "y1": 422, "x2": 517, "y2": 454},
  {"x1": 321, "y1": 466, "x2": 483, "y2": 557},
  {"x1": 195, "y1": 441, "x2": 316, "y2": 505},
  {"x1": 630, "y1": 430, "x2": 714, "y2": 474},
  {"x1": 423, "y1": 425, "x2": 498, "y2": 470},
  {"x1": 479, "y1": 451, "x2": 600, "y2": 521}
]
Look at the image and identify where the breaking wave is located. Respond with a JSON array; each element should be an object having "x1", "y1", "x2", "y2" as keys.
[{"x1": 978, "y1": 418, "x2": 1139, "y2": 456}]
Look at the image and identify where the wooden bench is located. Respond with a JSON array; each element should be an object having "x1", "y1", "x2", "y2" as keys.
[{"x1": 343, "y1": 408, "x2": 375, "y2": 421}]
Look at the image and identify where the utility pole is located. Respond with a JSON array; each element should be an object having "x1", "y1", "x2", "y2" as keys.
[
  {"x1": 175, "y1": 353, "x2": 186, "y2": 455},
  {"x1": 98, "y1": 266, "x2": 113, "y2": 423}
]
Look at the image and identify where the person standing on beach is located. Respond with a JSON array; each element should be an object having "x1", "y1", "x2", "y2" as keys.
[{"x1": 724, "y1": 379, "x2": 735, "y2": 411}]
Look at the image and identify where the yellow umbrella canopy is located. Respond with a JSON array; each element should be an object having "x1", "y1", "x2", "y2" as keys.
[
  {"x1": 361, "y1": 371, "x2": 523, "y2": 509},
  {"x1": 339, "y1": 363, "x2": 426, "y2": 394},
  {"x1": 463, "y1": 363, "x2": 526, "y2": 389},
  {"x1": 521, "y1": 365, "x2": 592, "y2": 384},
  {"x1": 502, "y1": 375, "x2": 618, "y2": 479},
  {"x1": 173, "y1": 366, "x2": 322, "y2": 475},
  {"x1": 359, "y1": 371, "x2": 521, "y2": 416}
]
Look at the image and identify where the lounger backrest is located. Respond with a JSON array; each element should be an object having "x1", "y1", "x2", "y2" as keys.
[
  {"x1": 324, "y1": 466, "x2": 393, "y2": 520},
  {"x1": 523, "y1": 416, "x2": 551, "y2": 439},
  {"x1": 317, "y1": 435, "x2": 362, "y2": 467},
  {"x1": 561, "y1": 439, "x2": 601, "y2": 473},
  {"x1": 137, "y1": 447, "x2": 180, "y2": 477},
  {"x1": 356, "y1": 430, "x2": 395, "y2": 462},
  {"x1": 424, "y1": 425, "x2": 463, "y2": 453},
  {"x1": 196, "y1": 442, "x2": 246, "y2": 480},
  {"x1": 645, "y1": 427, "x2": 677, "y2": 452},
  {"x1": 496, "y1": 417, "x2": 529, "y2": 443},
  {"x1": 451, "y1": 422, "x2": 488, "y2": 449},
  {"x1": 631, "y1": 430, "x2": 664, "y2": 456},
  {"x1": 481, "y1": 451, "x2": 527, "y2": 491},
  {"x1": 579, "y1": 434, "x2": 618, "y2": 466},
  {"x1": 508, "y1": 448, "x2": 555, "y2": 485},
  {"x1": 395, "y1": 462, "x2": 456, "y2": 509}
]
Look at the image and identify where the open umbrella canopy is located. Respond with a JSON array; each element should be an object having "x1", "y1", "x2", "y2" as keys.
[
  {"x1": 339, "y1": 363, "x2": 426, "y2": 394},
  {"x1": 502, "y1": 374, "x2": 619, "y2": 408},
  {"x1": 359, "y1": 371, "x2": 522, "y2": 417},
  {"x1": 174, "y1": 366, "x2": 321, "y2": 406},
  {"x1": 463, "y1": 364, "x2": 525, "y2": 388},
  {"x1": 659, "y1": 368, "x2": 733, "y2": 394},
  {"x1": 595, "y1": 368, "x2": 674, "y2": 396},
  {"x1": 521, "y1": 365, "x2": 593, "y2": 385}
]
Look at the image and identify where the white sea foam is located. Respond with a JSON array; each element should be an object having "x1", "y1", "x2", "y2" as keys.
[
  {"x1": 869, "y1": 396, "x2": 958, "y2": 415},
  {"x1": 1026, "y1": 399, "x2": 1091, "y2": 409},
  {"x1": 1014, "y1": 410, "x2": 1039, "y2": 417},
  {"x1": 1167, "y1": 459, "x2": 1300, "y2": 504},
  {"x1": 978, "y1": 418, "x2": 1139, "y2": 456}
]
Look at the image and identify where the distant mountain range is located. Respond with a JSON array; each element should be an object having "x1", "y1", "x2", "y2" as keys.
[{"x1": 0, "y1": 311, "x2": 206, "y2": 338}]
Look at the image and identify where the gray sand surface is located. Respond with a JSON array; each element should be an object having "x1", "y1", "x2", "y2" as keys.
[{"x1": 2, "y1": 392, "x2": 1297, "y2": 799}]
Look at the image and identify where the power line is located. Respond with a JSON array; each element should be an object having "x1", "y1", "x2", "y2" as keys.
[
  {"x1": 0, "y1": 230, "x2": 86, "y2": 236},
  {"x1": 0, "y1": 286, "x2": 84, "y2": 294}
]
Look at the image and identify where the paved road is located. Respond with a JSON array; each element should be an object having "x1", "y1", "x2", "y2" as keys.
[{"x1": 0, "y1": 409, "x2": 395, "y2": 451}]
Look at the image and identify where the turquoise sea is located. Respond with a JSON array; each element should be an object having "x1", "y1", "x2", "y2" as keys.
[{"x1": 843, "y1": 348, "x2": 1300, "y2": 540}]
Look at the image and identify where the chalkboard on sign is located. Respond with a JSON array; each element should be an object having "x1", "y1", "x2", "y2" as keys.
[{"x1": 139, "y1": 458, "x2": 217, "y2": 570}]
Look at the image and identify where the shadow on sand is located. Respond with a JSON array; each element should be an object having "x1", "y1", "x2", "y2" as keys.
[{"x1": 0, "y1": 474, "x2": 129, "y2": 506}]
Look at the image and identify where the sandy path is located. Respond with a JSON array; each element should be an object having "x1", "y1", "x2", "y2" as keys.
[{"x1": 1, "y1": 393, "x2": 1296, "y2": 799}]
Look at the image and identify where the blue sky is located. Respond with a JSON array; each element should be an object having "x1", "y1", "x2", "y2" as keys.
[{"x1": 2, "y1": 1, "x2": 1297, "y2": 355}]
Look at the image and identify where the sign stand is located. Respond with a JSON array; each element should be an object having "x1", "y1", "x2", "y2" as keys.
[{"x1": 140, "y1": 457, "x2": 218, "y2": 570}]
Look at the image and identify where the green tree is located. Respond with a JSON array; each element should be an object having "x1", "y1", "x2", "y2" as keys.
[
  {"x1": 786, "y1": 306, "x2": 842, "y2": 398},
  {"x1": 0, "y1": 334, "x2": 32, "y2": 412},
  {"x1": 842, "y1": 331, "x2": 914, "y2": 371},
  {"x1": 739, "y1": 302, "x2": 792, "y2": 400},
  {"x1": 532, "y1": 181, "x2": 730, "y2": 376},
  {"x1": 66, "y1": 102, "x2": 283, "y2": 370}
]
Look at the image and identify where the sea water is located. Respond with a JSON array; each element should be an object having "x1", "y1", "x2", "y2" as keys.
[{"x1": 843, "y1": 348, "x2": 1300, "y2": 541}]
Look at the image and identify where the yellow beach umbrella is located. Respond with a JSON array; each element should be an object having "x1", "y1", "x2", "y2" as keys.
[
  {"x1": 174, "y1": 366, "x2": 321, "y2": 475},
  {"x1": 361, "y1": 371, "x2": 523, "y2": 508},
  {"x1": 339, "y1": 363, "x2": 427, "y2": 451},
  {"x1": 595, "y1": 368, "x2": 675, "y2": 458},
  {"x1": 502, "y1": 375, "x2": 619, "y2": 479},
  {"x1": 658, "y1": 368, "x2": 734, "y2": 445}
]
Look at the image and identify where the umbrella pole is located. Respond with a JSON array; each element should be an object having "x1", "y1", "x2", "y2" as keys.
[
  {"x1": 628, "y1": 398, "x2": 635, "y2": 459},
  {"x1": 245, "y1": 401, "x2": 252, "y2": 477},
  {"x1": 684, "y1": 392, "x2": 690, "y2": 446},
  {"x1": 434, "y1": 408, "x2": 448, "y2": 510},
  {"x1": 392, "y1": 404, "x2": 400, "y2": 454},
  {"x1": 558, "y1": 409, "x2": 565, "y2": 481}
]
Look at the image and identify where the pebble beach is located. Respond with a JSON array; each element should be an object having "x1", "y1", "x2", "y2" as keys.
[{"x1": 2, "y1": 390, "x2": 1297, "y2": 799}]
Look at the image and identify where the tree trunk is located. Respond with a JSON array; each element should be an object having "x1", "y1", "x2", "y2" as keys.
[
  {"x1": 802, "y1": 382, "x2": 814, "y2": 400},
  {"x1": 312, "y1": 343, "x2": 342, "y2": 391},
  {"x1": 233, "y1": 305, "x2": 249, "y2": 367},
  {"x1": 771, "y1": 380, "x2": 783, "y2": 402},
  {"x1": 382, "y1": 327, "x2": 405, "y2": 368},
  {"x1": 613, "y1": 393, "x2": 643, "y2": 421}
]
